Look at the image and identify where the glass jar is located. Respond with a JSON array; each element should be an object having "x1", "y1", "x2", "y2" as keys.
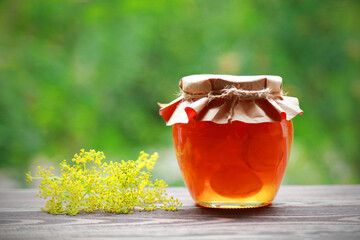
[
  {"x1": 173, "y1": 119, "x2": 293, "y2": 208},
  {"x1": 160, "y1": 75, "x2": 302, "y2": 208}
]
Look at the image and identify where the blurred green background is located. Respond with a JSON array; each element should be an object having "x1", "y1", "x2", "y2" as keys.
[{"x1": 0, "y1": 0, "x2": 359, "y2": 187}]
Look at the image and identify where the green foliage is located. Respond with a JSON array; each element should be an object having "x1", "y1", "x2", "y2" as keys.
[
  {"x1": 1, "y1": 0, "x2": 359, "y2": 184},
  {"x1": 26, "y1": 149, "x2": 181, "y2": 215}
]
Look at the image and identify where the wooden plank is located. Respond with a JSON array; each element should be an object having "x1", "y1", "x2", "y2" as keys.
[{"x1": 0, "y1": 185, "x2": 360, "y2": 239}]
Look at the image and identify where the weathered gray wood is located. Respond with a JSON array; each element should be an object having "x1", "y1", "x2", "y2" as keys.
[{"x1": 0, "y1": 185, "x2": 360, "y2": 240}]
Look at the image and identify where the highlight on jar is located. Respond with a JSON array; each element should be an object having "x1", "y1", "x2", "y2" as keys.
[{"x1": 159, "y1": 75, "x2": 303, "y2": 209}]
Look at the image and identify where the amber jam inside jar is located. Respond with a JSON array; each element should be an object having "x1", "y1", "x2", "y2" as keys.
[{"x1": 172, "y1": 119, "x2": 293, "y2": 208}]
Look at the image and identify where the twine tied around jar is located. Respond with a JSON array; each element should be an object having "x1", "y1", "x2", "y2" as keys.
[{"x1": 182, "y1": 86, "x2": 284, "y2": 101}]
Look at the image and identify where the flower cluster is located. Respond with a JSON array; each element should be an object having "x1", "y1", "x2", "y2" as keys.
[{"x1": 26, "y1": 149, "x2": 182, "y2": 216}]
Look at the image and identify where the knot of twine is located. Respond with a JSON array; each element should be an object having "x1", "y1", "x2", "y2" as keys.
[{"x1": 182, "y1": 87, "x2": 283, "y2": 101}]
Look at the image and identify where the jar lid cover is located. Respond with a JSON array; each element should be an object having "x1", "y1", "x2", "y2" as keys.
[
  {"x1": 181, "y1": 74, "x2": 282, "y2": 94},
  {"x1": 160, "y1": 74, "x2": 302, "y2": 125}
]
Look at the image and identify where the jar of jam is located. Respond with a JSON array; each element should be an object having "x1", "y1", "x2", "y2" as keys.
[{"x1": 160, "y1": 75, "x2": 302, "y2": 208}]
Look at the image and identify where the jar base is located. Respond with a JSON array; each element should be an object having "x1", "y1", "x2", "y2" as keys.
[{"x1": 196, "y1": 201, "x2": 270, "y2": 209}]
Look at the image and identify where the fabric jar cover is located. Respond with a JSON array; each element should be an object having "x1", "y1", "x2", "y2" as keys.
[{"x1": 159, "y1": 74, "x2": 303, "y2": 125}]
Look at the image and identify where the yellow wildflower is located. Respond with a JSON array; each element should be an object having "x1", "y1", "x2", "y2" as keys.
[{"x1": 26, "y1": 149, "x2": 181, "y2": 216}]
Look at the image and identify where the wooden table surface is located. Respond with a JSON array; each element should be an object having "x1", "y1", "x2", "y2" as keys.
[{"x1": 0, "y1": 185, "x2": 360, "y2": 240}]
